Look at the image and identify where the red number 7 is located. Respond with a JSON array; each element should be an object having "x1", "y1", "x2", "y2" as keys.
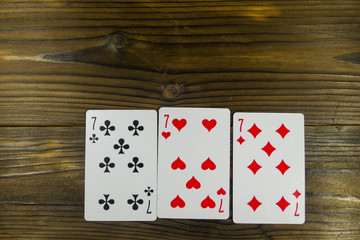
[
  {"x1": 164, "y1": 114, "x2": 170, "y2": 128},
  {"x1": 238, "y1": 118, "x2": 244, "y2": 132}
]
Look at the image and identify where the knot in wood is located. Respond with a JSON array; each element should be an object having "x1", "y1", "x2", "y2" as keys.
[
  {"x1": 110, "y1": 34, "x2": 127, "y2": 50},
  {"x1": 163, "y1": 84, "x2": 183, "y2": 99}
]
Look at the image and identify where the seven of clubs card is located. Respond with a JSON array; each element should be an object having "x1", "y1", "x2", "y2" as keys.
[
  {"x1": 84, "y1": 110, "x2": 157, "y2": 221},
  {"x1": 157, "y1": 107, "x2": 230, "y2": 219},
  {"x1": 232, "y1": 113, "x2": 305, "y2": 224}
]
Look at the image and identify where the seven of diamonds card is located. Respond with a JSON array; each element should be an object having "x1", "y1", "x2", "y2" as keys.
[
  {"x1": 157, "y1": 107, "x2": 230, "y2": 219},
  {"x1": 232, "y1": 113, "x2": 305, "y2": 224},
  {"x1": 84, "y1": 110, "x2": 157, "y2": 221}
]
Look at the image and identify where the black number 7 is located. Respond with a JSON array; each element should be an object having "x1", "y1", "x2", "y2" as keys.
[{"x1": 92, "y1": 117, "x2": 97, "y2": 130}]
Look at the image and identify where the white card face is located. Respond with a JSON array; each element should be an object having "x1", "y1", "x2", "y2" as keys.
[
  {"x1": 157, "y1": 107, "x2": 230, "y2": 219},
  {"x1": 232, "y1": 113, "x2": 305, "y2": 224},
  {"x1": 84, "y1": 110, "x2": 157, "y2": 221}
]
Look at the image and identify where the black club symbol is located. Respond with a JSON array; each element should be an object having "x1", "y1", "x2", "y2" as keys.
[
  {"x1": 99, "y1": 157, "x2": 115, "y2": 173},
  {"x1": 128, "y1": 157, "x2": 144, "y2": 173},
  {"x1": 144, "y1": 187, "x2": 154, "y2": 197},
  {"x1": 89, "y1": 134, "x2": 99, "y2": 143},
  {"x1": 127, "y1": 194, "x2": 143, "y2": 210},
  {"x1": 113, "y1": 138, "x2": 130, "y2": 154},
  {"x1": 128, "y1": 120, "x2": 144, "y2": 136},
  {"x1": 100, "y1": 120, "x2": 115, "y2": 136},
  {"x1": 98, "y1": 194, "x2": 115, "y2": 210}
]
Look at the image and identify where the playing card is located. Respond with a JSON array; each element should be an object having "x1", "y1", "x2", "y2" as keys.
[
  {"x1": 157, "y1": 107, "x2": 230, "y2": 219},
  {"x1": 232, "y1": 113, "x2": 305, "y2": 224},
  {"x1": 84, "y1": 110, "x2": 157, "y2": 221}
]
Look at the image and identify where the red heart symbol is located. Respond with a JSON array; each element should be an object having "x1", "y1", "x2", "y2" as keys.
[
  {"x1": 186, "y1": 176, "x2": 201, "y2": 189},
  {"x1": 202, "y1": 119, "x2": 217, "y2": 132},
  {"x1": 172, "y1": 118, "x2": 187, "y2": 131},
  {"x1": 217, "y1": 187, "x2": 226, "y2": 196},
  {"x1": 171, "y1": 157, "x2": 186, "y2": 170},
  {"x1": 162, "y1": 131, "x2": 171, "y2": 139},
  {"x1": 201, "y1": 157, "x2": 216, "y2": 170},
  {"x1": 171, "y1": 195, "x2": 185, "y2": 208},
  {"x1": 201, "y1": 195, "x2": 216, "y2": 209}
]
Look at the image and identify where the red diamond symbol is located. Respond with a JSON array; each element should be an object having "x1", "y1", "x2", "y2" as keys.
[
  {"x1": 237, "y1": 136, "x2": 245, "y2": 145},
  {"x1": 247, "y1": 159, "x2": 262, "y2": 175},
  {"x1": 293, "y1": 189, "x2": 301, "y2": 199},
  {"x1": 262, "y1": 141, "x2": 276, "y2": 157},
  {"x1": 276, "y1": 196, "x2": 290, "y2": 212},
  {"x1": 276, "y1": 159, "x2": 290, "y2": 175},
  {"x1": 247, "y1": 123, "x2": 262, "y2": 138},
  {"x1": 276, "y1": 123, "x2": 290, "y2": 139},
  {"x1": 247, "y1": 196, "x2": 262, "y2": 212}
]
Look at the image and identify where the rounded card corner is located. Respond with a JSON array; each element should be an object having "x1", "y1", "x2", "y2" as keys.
[
  {"x1": 231, "y1": 217, "x2": 240, "y2": 224},
  {"x1": 84, "y1": 214, "x2": 91, "y2": 222},
  {"x1": 149, "y1": 109, "x2": 157, "y2": 115},
  {"x1": 299, "y1": 113, "x2": 305, "y2": 120},
  {"x1": 85, "y1": 110, "x2": 93, "y2": 116},
  {"x1": 149, "y1": 216, "x2": 158, "y2": 221},
  {"x1": 222, "y1": 213, "x2": 230, "y2": 220},
  {"x1": 232, "y1": 111, "x2": 240, "y2": 118},
  {"x1": 223, "y1": 108, "x2": 230, "y2": 113}
]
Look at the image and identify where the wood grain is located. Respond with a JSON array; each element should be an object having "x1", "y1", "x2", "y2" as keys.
[{"x1": 0, "y1": 0, "x2": 359, "y2": 239}]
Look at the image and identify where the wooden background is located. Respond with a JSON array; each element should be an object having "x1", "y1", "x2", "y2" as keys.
[{"x1": 0, "y1": 0, "x2": 359, "y2": 239}]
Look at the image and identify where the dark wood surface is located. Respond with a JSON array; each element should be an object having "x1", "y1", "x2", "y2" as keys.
[{"x1": 1, "y1": 0, "x2": 359, "y2": 239}]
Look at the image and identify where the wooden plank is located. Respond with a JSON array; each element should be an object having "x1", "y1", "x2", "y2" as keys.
[
  {"x1": 1, "y1": 203, "x2": 359, "y2": 239},
  {"x1": 1, "y1": 70, "x2": 360, "y2": 126},
  {"x1": 1, "y1": 30, "x2": 359, "y2": 127}
]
